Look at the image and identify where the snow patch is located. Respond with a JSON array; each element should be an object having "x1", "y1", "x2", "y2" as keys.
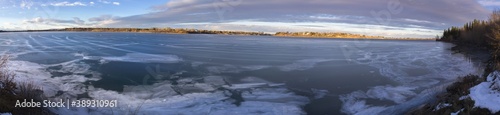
[
  {"x1": 434, "y1": 103, "x2": 451, "y2": 111},
  {"x1": 469, "y1": 71, "x2": 500, "y2": 113},
  {"x1": 459, "y1": 95, "x2": 469, "y2": 100},
  {"x1": 451, "y1": 108, "x2": 464, "y2": 115}
]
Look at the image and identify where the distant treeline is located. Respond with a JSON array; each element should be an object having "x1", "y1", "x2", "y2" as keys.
[
  {"x1": 1, "y1": 27, "x2": 434, "y2": 40},
  {"x1": 273, "y1": 31, "x2": 435, "y2": 40},
  {"x1": 0, "y1": 29, "x2": 63, "y2": 32},
  {"x1": 274, "y1": 31, "x2": 384, "y2": 39},
  {"x1": 439, "y1": 10, "x2": 500, "y2": 65},
  {"x1": 64, "y1": 27, "x2": 271, "y2": 36},
  {"x1": 65, "y1": 28, "x2": 387, "y2": 39}
]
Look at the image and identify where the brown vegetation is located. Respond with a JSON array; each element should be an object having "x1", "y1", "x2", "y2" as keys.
[
  {"x1": 0, "y1": 56, "x2": 52, "y2": 115},
  {"x1": 274, "y1": 31, "x2": 384, "y2": 39},
  {"x1": 64, "y1": 27, "x2": 271, "y2": 36},
  {"x1": 274, "y1": 31, "x2": 435, "y2": 40}
]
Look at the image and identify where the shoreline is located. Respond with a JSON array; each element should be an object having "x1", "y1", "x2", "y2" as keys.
[
  {"x1": 408, "y1": 43, "x2": 498, "y2": 114},
  {"x1": 272, "y1": 35, "x2": 437, "y2": 41},
  {"x1": 0, "y1": 30, "x2": 437, "y2": 41}
]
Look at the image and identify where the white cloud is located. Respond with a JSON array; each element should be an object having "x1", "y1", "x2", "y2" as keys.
[
  {"x1": 20, "y1": 16, "x2": 119, "y2": 28},
  {"x1": 478, "y1": 0, "x2": 500, "y2": 6},
  {"x1": 4, "y1": 0, "x2": 493, "y2": 38},
  {"x1": 108, "y1": 0, "x2": 490, "y2": 38},
  {"x1": 403, "y1": 19, "x2": 432, "y2": 24},
  {"x1": 19, "y1": 0, "x2": 34, "y2": 9},
  {"x1": 48, "y1": 1, "x2": 87, "y2": 7},
  {"x1": 40, "y1": 1, "x2": 120, "y2": 7},
  {"x1": 98, "y1": 0, "x2": 111, "y2": 4}
]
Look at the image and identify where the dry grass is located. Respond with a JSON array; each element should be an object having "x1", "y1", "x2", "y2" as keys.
[
  {"x1": 0, "y1": 56, "x2": 53, "y2": 115},
  {"x1": 0, "y1": 56, "x2": 15, "y2": 95}
]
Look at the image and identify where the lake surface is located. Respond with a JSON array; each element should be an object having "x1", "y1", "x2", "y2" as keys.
[{"x1": 0, "y1": 32, "x2": 481, "y2": 115}]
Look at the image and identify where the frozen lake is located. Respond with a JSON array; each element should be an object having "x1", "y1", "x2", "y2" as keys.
[{"x1": 0, "y1": 32, "x2": 481, "y2": 115}]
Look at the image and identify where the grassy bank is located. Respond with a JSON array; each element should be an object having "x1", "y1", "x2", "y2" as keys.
[{"x1": 0, "y1": 56, "x2": 52, "y2": 115}]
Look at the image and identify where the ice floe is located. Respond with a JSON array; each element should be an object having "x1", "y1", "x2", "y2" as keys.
[
  {"x1": 340, "y1": 45, "x2": 480, "y2": 115},
  {"x1": 278, "y1": 58, "x2": 333, "y2": 71},
  {"x1": 6, "y1": 59, "x2": 309, "y2": 115},
  {"x1": 84, "y1": 53, "x2": 183, "y2": 64},
  {"x1": 311, "y1": 88, "x2": 329, "y2": 99}
]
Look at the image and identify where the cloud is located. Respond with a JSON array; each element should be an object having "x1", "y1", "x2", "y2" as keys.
[
  {"x1": 40, "y1": 1, "x2": 120, "y2": 7},
  {"x1": 478, "y1": 0, "x2": 500, "y2": 6},
  {"x1": 21, "y1": 16, "x2": 118, "y2": 28},
  {"x1": 8, "y1": 0, "x2": 492, "y2": 38},
  {"x1": 73, "y1": 17, "x2": 85, "y2": 25},
  {"x1": 98, "y1": 0, "x2": 111, "y2": 4},
  {"x1": 87, "y1": 15, "x2": 119, "y2": 26},
  {"x1": 99, "y1": 0, "x2": 489, "y2": 37},
  {"x1": 45, "y1": 1, "x2": 88, "y2": 7},
  {"x1": 123, "y1": 0, "x2": 487, "y2": 27},
  {"x1": 88, "y1": 15, "x2": 117, "y2": 22},
  {"x1": 19, "y1": 0, "x2": 34, "y2": 9},
  {"x1": 23, "y1": 17, "x2": 80, "y2": 24}
]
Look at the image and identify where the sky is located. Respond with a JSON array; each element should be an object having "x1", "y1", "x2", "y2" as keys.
[{"x1": 0, "y1": 0, "x2": 498, "y2": 38}]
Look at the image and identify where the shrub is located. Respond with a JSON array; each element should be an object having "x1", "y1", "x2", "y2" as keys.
[{"x1": 0, "y1": 56, "x2": 52, "y2": 115}]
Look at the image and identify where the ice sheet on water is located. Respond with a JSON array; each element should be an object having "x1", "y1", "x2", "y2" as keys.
[
  {"x1": 365, "y1": 86, "x2": 418, "y2": 104},
  {"x1": 311, "y1": 88, "x2": 329, "y2": 99},
  {"x1": 204, "y1": 76, "x2": 227, "y2": 86},
  {"x1": 223, "y1": 83, "x2": 269, "y2": 90},
  {"x1": 84, "y1": 87, "x2": 308, "y2": 115},
  {"x1": 206, "y1": 64, "x2": 271, "y2": 74},
  {"x1": 191, "y1": 61, "x2": 204, "y2": 67},
  {"x1": 84, "y1": 53, "x2": 183, "y2": 64},
  {"x1": 82, "y1": 79, "x2": 308, "y2": 115},
  {"x1": 278, "y1": 58, "x2": 333, "y2": 71},
  {"x1": 7, "y1": 60, "x2": 58, "y2": 96},
  {"x1": 6, "y1": 60, "x2": 101, "y2": 97},
  {"x1": 241, "y1": 65, "x2": 272, "y2": 71},
  {"x1": 340, "y1": 84, "x2": 447, "y2": 115},
  {"x1": 206, "y1": 64, "x2": 242, "y2": 73},
  {"x1": 240, "y1": 76, "x2": 272, "y2": 83},
  {"x1": 340, "y1": 46, "x2": 480, "y2": 115},
  {"x1": 7, "y1": 59, "x2": 309, "y2": 115}
]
